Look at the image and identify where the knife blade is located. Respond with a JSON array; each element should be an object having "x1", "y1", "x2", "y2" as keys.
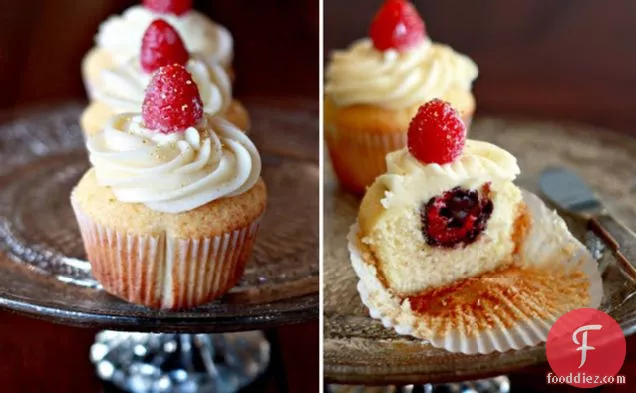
[{"x1": 539, "y1": 167, "x2": 636, "y2": 281}]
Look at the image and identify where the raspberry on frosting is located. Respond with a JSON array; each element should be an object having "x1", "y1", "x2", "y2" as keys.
[
  {"x1": 142, "y1": 64, "x2": 203, "y2": 133},
  {"x1": 143, "y1": 0, "x2": 192, "y2": 16},
  {"x1": 407, "y1": 99, "x2": 466, "y2": 165},
  {"x1": 369, "y1": 0, "x2": 427, "y2": 52},
  {"x1": 141, "y1": 19, "x2": 190, "y2": 73}
]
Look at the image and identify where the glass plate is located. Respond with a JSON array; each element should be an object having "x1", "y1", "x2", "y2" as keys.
[
  {"x1": 324, "y1": 117, "x2": 636, "y2": 385},
  {"x1": 0, "y1": 102, "x2": 318, "y2": 332}
]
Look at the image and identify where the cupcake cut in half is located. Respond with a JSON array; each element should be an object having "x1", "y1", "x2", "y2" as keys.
[
  {"x1": 72, "y1": 64, "x2": 265, "y2": 310},
  {"x1": 351, "y1": 99, "x2": 603, "y2": 354},
  {"x1": 81, "y1": 18, "x2": 249, "y2": 138},
  {"x1": 325, "y1": 0, "x2": 478, "y2": 195}
]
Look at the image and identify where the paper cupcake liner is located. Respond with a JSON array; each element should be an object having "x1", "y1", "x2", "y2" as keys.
[
  {"x1": 72, "y1": 203, "x2": 261, "y2": 310},
  {"x1": 326, "y1": 128, "x2": 407, "y2": 195},
  {"x1": 349, "y1": 190, "x2": 603, "y2": 354},
  {"x1": 326, "y1": 114, "x2": 473, "y2": 195}
]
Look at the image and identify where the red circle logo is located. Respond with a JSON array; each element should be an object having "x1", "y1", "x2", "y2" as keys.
[{"x1": 546, "y1": 308, "x2": 626, "y2": 388}]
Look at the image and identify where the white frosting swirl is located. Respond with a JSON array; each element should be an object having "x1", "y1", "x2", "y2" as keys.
[
  {"x1": 92, "y1": 57, "x2": 232, "y2": 115},
  {"x1": 87, "y1": 114, "x2": 261, "y2": 214},
  {"x1": 96, "y1": 5, "x2": 233, "y2": 68},
  {"x1": 325, "y1": 38, "x2": 478, "y2": 110},
  {"x1": 378, "y1": 140, "x2": 520, "y2": 209}
]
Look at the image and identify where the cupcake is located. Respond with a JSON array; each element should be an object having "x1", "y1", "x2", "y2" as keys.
[
  {"x1": 350, "y1": 100, "x2": 602, "y2": 354},
  {"x1": 81, "y1": 19, "x2": 249, "y2": 137},
  {"x1": 71, "y1": 64, "x2": 266, "y2": 310},
  {"x1": 325, "y1": 0, "x2": 478, "y2": 194},
  {"x1": 83, "y1": 0, "x2": 234, "y2": 96}
]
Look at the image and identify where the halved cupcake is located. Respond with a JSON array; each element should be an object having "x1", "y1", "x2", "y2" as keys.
[
  {"x1": 72, "y1": 64, "x2": 265, "y2": 310},
  {"x1": 351, "y1": 99, "x2": 602, "y2": 354},
  {"x1": 81, "y1": 19, "x2": 249, "y2": 137},
  {"x1": 325, "y1": 0, "x2": 478, "y2": 194}
]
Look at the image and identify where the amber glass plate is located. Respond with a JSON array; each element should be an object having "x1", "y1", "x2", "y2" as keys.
[
  {"x1": 324, "y1": 118, "x2": 636, "y2": 385},
  {"x1": 0, "y1": 101, "x2": 318, "y2": 333}
]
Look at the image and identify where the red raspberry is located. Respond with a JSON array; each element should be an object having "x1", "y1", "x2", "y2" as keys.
[
  {"x1": 369, "y1": 0, "x2": 426, "y2": 52},
  {"x1": 143, "y1": 0, "x2": 192, "y2": 16},
  {"x1": 423, "y1": 186, "x2": 494, "y2": 248},
  {"x1": 407, "y1": 99, "x2": 466, "y2": 165},
  {"x1": 142, "y1": 64, "x2": 203, "y2": 133},
  {"x1": 141, "y1": 20, "x2": 189, "y2": 74}
]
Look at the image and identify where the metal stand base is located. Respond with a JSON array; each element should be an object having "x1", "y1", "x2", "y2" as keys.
[
  {"x1": 328, "y1": 376, "x2": 511, "y2": 393},
  {"x1": 91, "y1": 331, "x2": 270, "y2": 393}
]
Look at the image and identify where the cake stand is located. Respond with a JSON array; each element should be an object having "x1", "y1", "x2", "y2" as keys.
[
  {"x1": 0, "y1": 102, "x2": 319, "y2": 393},
  {"x1": 324, "y1": 117, "x2": 636, "y2": 392}
]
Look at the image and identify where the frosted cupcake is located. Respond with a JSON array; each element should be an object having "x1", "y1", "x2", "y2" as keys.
[
  {"x1": 81, "y1": 19, "x2": 249, "y2": 137},
  {"x1": 83, "y1": 0, "x2": 234, "y2": 96},
  {"x1": 71, "y1": 64, "x2": 265, "y2": 310},
  {"x1": 351, "y1": 100, "x2": 602, "y2": 354},
  {"x1": 325, "y1": 0, "x2": 478, "y2": 194}
]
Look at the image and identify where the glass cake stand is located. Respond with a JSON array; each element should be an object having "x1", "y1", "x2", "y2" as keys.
[
  {"x1": 0, "y1": 102, "x2": 319, "y2": 393},
  {"x1": 324, "y1": 117, "x2": 636, "y2": 392}
]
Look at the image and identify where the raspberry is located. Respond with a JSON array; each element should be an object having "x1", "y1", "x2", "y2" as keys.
[
  {"x1": 407, "y1": 99, "x2": 466, "y2": 165},
  {"x1": 141, "y1": 20, "x2": 189, "y2": 74},
  {"x1": 422, "y1": 186, "x2": 493, "y2": 248},
  {"x1": 142, "y1": 64, "x2": 203, "y2": 133},
  {"x1": 143, "y1": 0, "x2": 192, "y2": 16},
  {"x1": 369, "y1": 0, "x2": 426, "y2": 52}
]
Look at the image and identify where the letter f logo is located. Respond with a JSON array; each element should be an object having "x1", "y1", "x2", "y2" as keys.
[{"x1": 572, "y1": 324, "x2": 602, "y2": 368}]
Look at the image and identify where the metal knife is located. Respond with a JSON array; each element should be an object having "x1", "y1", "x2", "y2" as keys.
[{"x1": 539, "y1": 167, "x2": 636, "y2": 281}]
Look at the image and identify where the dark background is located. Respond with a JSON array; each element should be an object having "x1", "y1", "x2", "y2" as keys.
[
  {"x1": 0, "y1": 0, "x2": 319, "y2": 107},
  {"x1": 324, "y1": 1, "x2": 636, "y2": 392},
  {"x1": 325, "y1": 0, "x2": 636, "y2": 134},
  {"x1": 0, "y1": 0, "x2": 318, "y2": 392}
]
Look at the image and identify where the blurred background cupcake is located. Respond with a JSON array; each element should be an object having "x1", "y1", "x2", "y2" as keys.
[
  {"x1": 324, "y1": 0, "x2": 478, "y2": 195},
  {"x1": 82, "y1": 0, "x2": 235, "y2": 95},
  {"x1": 80, "y1": 18, "x2": 250, "y2": 137}
]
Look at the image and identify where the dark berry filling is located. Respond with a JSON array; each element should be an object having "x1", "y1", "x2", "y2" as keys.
[{"x1": 421, "y1": 185, "x2": 493, "y2": 248}]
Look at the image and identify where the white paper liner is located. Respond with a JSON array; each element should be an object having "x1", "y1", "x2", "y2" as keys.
[
  {"x1": 349, "y1": 190, "x2": 603, "y2": 354},
  {"x1": 326, "y1": 129, "x2": 407, "y2": 194},
  {"x1": 72, "y1": 202, "x2": 261, "y2": 310}
]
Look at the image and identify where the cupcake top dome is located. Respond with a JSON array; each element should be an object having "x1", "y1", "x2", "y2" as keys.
[
  {"x1": 96, "y1": 0, "x2": 233, "y2": 68},
  {"x1": 86, "y1": 64, "x2": 261, "y2": 214},
  {"x1": 91, "y1": 19, "x2": 232, "y2": 116}
]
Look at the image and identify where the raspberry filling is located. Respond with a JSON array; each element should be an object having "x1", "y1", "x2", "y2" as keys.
[{"x1": 421, "y1": 185, "x2": 493, "y2": 248}]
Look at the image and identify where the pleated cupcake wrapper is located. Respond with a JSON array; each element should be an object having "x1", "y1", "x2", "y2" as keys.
[
  {"x1": 72, "y1": 202, "x2": 261, "y2": 310},
  {"x1": 326, "y1": 127, "x2": 407, "y2": 194},
  {"x1": 349, "y1": 190, "x2": 603, "y2": 354},
  {"x1": 326, "y1": 115, "x2": 473, "y2": 194}
]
